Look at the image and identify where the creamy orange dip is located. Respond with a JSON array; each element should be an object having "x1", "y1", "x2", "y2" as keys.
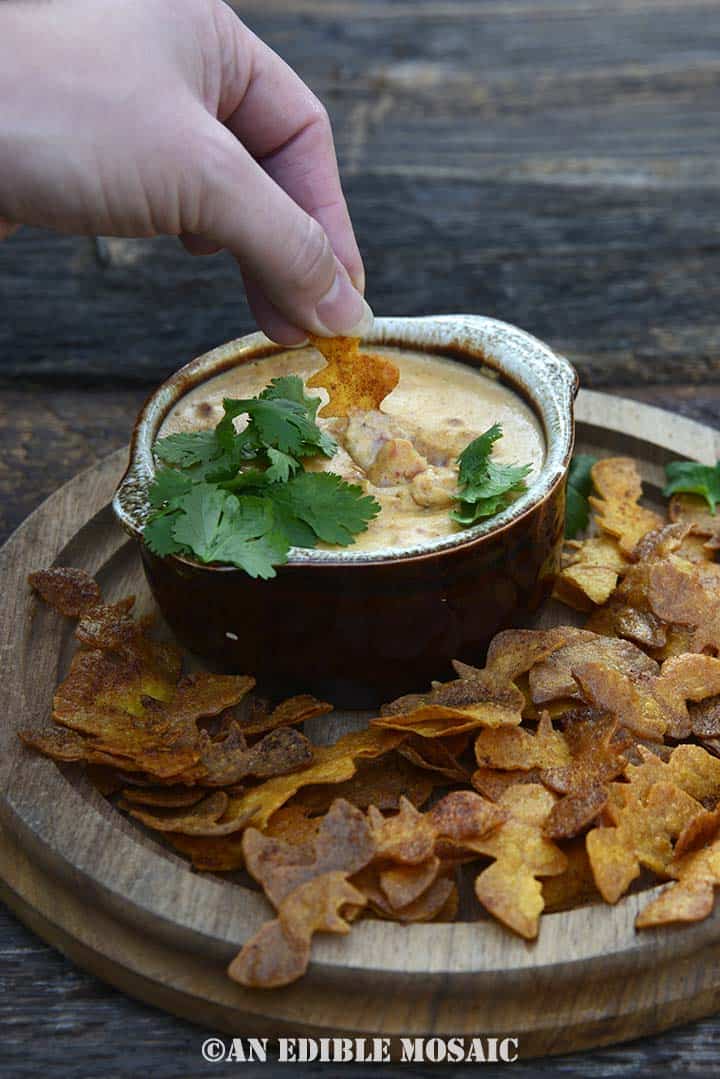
[{"x1": 160, "y1": 346, "x2": 545, "y2": 552}]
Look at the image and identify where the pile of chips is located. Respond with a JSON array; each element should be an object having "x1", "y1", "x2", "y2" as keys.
[{"x1": 22, "y1": 455, "x2": 720, "y2": 988}]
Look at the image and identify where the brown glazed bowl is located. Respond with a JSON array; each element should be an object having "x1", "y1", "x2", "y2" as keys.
[{"x1": 113, "y1": 316, "x2": 578, "y2": 707}]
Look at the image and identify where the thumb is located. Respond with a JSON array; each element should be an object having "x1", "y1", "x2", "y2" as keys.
[{"x1": 192, "y1": 123, "x2": 372, "y2": 340}]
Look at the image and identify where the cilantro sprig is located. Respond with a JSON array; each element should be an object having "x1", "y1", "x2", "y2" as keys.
[
  {"x1": 144, "y1": 376, "x2": 379, "y2": 578},
  {"x1": 451, "y1": 424, "x2": 532, "y2": 526},
  {"x1": 565, "y1": 453, "x2": 598, "y2": 538},
  {"x1": 663, "y1": 460, "x2": 720, "y2": 513}
]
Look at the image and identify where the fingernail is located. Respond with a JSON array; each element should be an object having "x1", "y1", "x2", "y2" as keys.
[{"x1": 315, "y1": 261, "x2": 374, "y2": 338}]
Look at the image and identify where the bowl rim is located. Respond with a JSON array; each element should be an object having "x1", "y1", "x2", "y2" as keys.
[{"x1": 112, "y1": 314, "x2": 578, "y2": 569}]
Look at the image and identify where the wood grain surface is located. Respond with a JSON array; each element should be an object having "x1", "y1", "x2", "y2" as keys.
[
  {"x1": 1, "y1": 0, "x2": 720, "y2": 1074},
  {"x1": 1, "y1": 394, "x2": 720, "y2": 1074}
]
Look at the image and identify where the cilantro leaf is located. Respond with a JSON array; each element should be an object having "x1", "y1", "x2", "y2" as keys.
[
  {"x1": 208, "y1": 496, "x2": 289, "y2": 579},
  {"x1": 565, "y1": 453, "x2": 598, "y2": 538},
  {"x1": 148, "y1": 468, "x2": 193, "y2": 508},
  {"x1": 171, "y1": 484, "x2": 228, "y2": 562},
  {"x1": 143, "y1": 512, "x2": 185, "y2": 557},
  {"x1": 217, "y1": 396, "x2": 316, "y2": 457},
  {"x1": 265, "y1": 447, "x2": 300, "y2": 484},
  {"x1": 267, "y1": 472, "x2": 380, "y2": 546},
  {"x1": 452, "y1": 425, "x2": 531, "y2": 526},
  {"x1": 260, "y1": 375, "x2": 322, "y2": 420},
  {"x1": 663, "y1": 460, "x2": 720, "y2": 514},
  {"x1": 456, "y1": 424, "x2": 503, "y2": 488},
  {"x1": 153, "y1": 430, "x2": 222, "y2": 468}
]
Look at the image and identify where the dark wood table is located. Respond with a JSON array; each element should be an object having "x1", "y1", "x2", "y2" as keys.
[{"x1": 2, "y1": 1, "x2": 719, "y2": 1074}]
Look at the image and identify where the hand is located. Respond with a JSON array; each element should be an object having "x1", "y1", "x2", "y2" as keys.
[{"x1": 0, "y1": 0, "x2": 371, "y2": 343}]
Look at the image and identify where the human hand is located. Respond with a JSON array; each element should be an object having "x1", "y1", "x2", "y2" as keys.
[{"x1": 0, "y1": 0, "x2": 370, "y2": 343}]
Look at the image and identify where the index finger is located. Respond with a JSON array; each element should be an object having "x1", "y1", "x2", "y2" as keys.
[{"x1": 217, "y1": 18, "x2": 364, "y2": 292}]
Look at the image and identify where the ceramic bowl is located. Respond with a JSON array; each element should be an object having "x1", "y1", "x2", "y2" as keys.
[{"x1": 113, "y1": 315, "x2": 578, "y2": 706}]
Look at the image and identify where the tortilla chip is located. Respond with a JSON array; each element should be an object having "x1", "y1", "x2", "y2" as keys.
[
  {"x1": 354, "y1": 865, "x2": 456, "y2": 923},
  {"x1": 238, "y1": 694, "x2": 333, "y2": 738},
  {"x1": 669, "y1": 492, "x2": 720, "y2": 549},
  {"x1": 223, "y1": 728, "x2": 404, "y2": 831},
  {"x1": 625, "y1": 743, "x2": 720, "y2": 807},
  {"x1": 553, "y1": 536, "x2": 629, "y2": 610},
  {"x1": 397, "y1": 734, "x2": 470, "y2": 783},
  {"x1": 470, "y1": 785, "x2": 567, "y2": 939},
  {"x1": 589, "y1": 457, "x2": 664, "y2": 556},
  {"x1": 587, "y1": 778, "x2": 706, "y2": 903},
  {"x1": 122, "y1": 790, "x2": 230, "y2": 834},
  {"x1": 542, "y1": 839, "x2": 600, "y2": 912},
  {"x1": 229, "y1": 872, "x2": 365, "y2": 988},
  {"x1": 543, "y1": 785, "x2": 608, "y2": 840},
  {"x1": 374, "y1": 631, "x2": 573, "y2": 739},
  {"x1": 368, "y1": 798, "x2": 437, "y2": 865},
  {"x1": 293, "y1": 753, "x2": 435, "y2": 815},
  {"x1": 306, "y1": 335, "x2": 399, "y2": 418},
  {"x1": 471, "y1": 766, "x2": 543, "y2": 802},
  {"x1": 263, "y1": 805, "x2": 321, "y2": 851},
  {"x1": 529, "y1": 632, "x2": 657, "y2": 706},
  {"x1": 636, "y1": 818, "x2": 720, "y2": 928},
  {"x1": 28, "y1": 566, "x2": 102, "y2": 616},
  {"x1": 648, "y1": 560, "x2": 720, "y2": 655},
  {"x1": 162, "y1": 831, "x2": 247, "y2": 872},
  {"x1": 121, "y1": 786, "x2": 206, "y2": 808},
  {"x1": 379, "y1": 856, "x2": 442, "y2": 910},
  {"x1": 474, "y1": 712, "x2": 571, "y2": 772},
  {"x1": 194, "y1": 723, "x2": 314, "y2": 787}
]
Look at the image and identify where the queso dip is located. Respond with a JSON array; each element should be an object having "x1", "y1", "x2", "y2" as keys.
[{"x1": 160, "y1": 346, "x2": 545, "y2": 553}]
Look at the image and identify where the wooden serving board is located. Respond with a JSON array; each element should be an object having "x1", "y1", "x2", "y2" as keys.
[{"x1": 2, "y1": 390, "x2": 720, "y2": 1060}]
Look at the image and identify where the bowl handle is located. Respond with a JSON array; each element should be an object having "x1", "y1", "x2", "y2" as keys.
[{"x1": 111, "y1": 454, "x2": 151, "y2": 540}]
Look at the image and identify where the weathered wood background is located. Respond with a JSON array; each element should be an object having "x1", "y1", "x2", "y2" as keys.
[{"x1": 1, "y1": 0, "x2": 719, "y2": 1074}]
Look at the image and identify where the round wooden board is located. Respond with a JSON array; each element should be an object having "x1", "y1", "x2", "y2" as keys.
[{"x1": 2, "y1": 389, "x2": 720, "y2": 1060}]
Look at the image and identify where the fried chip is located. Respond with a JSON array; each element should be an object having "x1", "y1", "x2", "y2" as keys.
[
  {"x1": 293, "y1": 752, "x2": 434, "y2": 815},
  {"x1": 368, "y1": 798, "x2": 437, "y2": 865},
  {"x1": 469, "y1": 785, "x2": 567, "y2": 939},
  {"x1": 28, "y1": 566, "x2": 102, "y2": 616},
  {"x1": 397, "y1": 734, "x2": 470, "y2": 783},
  {"x1": 373, "y1": 630, "x2": 572, "y2": 738},
  {"x1": 474, "y1": 711, "x2": 625, "y2": 839},
  {"x1": 471, "y1": 766, "x2": 543, "y2": 802},
  {"x1": 576, "y1": 654, "x2": 720, "y2": 743},
  {"x1": 542, "y1": 839, "x2": 600, "y2": 912},
  {"x1": 161, "y1": 831, "x2": 247, "y2": 872},
  {"x1": 229, "y1": 872, "x2": 365, "y2": 988},
  {"x1": 123, "y1": 790, "x2": 229, "y2": 834},
  {"x1": 669, "y1": 492, "x2": 720, "y2": 549},
  {"x1": 121, "y1": 786, "x2": 206, "y2": 808},
  {"x1": 221, "y1": 728, "x2": 404, "y2": 830},
  {"x1": 242, "y1": 799, "x2": 375, "y2": 906},
  {"x1": 690, "y1": 695, "x2": 720, "y2": 738},
  {"x1": 229, "y1": 800, "x2": 375, "y2": 987},
  {"x1": 474, "y1": 713, "x2": 571, "y2": 772},
  {"x1": 543, "y1": 785, "x2": 608, "y2": 840},
  {"x1": 379, "y1": 856, "x2": 442, "y2": 909},
  {"x1": 636, "y1": 848, "x2": 720, "y2": 928},
  {"x1": 624, "y1": 743, "x2": 720, "y2": 807},
  {"x1": 306, "y1": 335, "x2": 400, "y2": 418},
  {"x1": 589, "y1": 457, "x2": 664, "y2": 556},
  {"x1": 587, "y1": 779, "x2": 706, "y2": 902},
  {"x1": 354, "y1": 865, "x2": 456, "y2": 923},
  {"x1": 553, "y1": 536, "x2": 629, "y2": 611},
  {"x1": 263, "y1": 805, "x2": 320, "y2": 851},
  {"x1": 238, "y1": 694, "x2": 333, "y2": 738},
  {"x1": 529, "y1": 631, "x2": 657, "y2": 706},
  {"x1": 648, "y1": 560, "x2": 720, "y2": 655},
  {"x1": 194, "y1": 723, "x2": 314, "y2": 787}
]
